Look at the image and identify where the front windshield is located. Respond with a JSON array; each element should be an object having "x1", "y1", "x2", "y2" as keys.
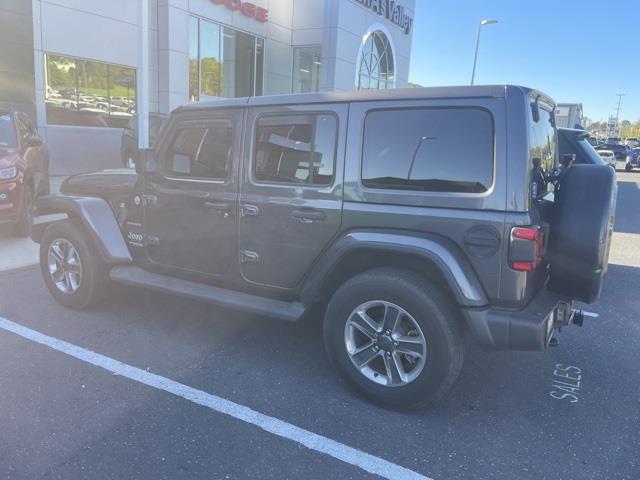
[{"x1": 0, "y1": 114, "x2": 16, "y2": 148}]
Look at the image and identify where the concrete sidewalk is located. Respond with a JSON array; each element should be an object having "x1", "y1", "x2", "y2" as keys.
[{"x1": 0, "y1": 176, "x2": 66, "y2": 273}]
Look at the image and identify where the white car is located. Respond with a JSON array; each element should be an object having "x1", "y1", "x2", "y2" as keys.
[
  {"x1": 624, "y1": 138, "x2": 639, "y2": 148},
  {"x1": 598, "y1": 149, "x2": 617, "y2": 169}
]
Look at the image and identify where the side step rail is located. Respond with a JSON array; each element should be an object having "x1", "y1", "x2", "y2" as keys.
[{"x1": 110, "y1": 266, "x2": 306, "y2": 322}]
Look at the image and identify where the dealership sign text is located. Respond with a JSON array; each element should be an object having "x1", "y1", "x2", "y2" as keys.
[
  {"x1": 353, "y1": 0, "x2": 413, "y2": 34},
  {"x1": 210, "y1": 0, "x2": 268, "y2": 23}
]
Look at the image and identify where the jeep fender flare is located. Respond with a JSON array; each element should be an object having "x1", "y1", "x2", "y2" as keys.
[
  {"x1": 32, "y1": 195, "x2": 132, "y2": 264},
  {"x1": 301, "y1": 230, "x2": 488, "y2": 307}
]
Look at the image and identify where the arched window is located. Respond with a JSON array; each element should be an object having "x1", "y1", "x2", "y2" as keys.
[{"x1": 357, "y1": 30, "x2": 395, "y2": 90}]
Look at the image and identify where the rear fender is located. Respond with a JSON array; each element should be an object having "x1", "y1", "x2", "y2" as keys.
[
  {"x1": 32, "y1": 195, "x2": 132, "y2": 264},
  {"x1": 301, "y1": 230, "x2": 488, "y2": 307}
]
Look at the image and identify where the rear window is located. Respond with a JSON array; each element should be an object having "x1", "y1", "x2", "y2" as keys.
[
  {"x1": 361, "y1": 108, "x2": 494, "y2": 193},
  {"x1": 528, "y1": 102, "x2": 556, "y2": 172}
]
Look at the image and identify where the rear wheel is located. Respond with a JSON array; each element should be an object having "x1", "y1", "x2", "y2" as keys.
[
  {"x1": 626, "y1": 163, "x2": 633, "y2": 172},
  {"x1": 13, "y1": 185, "x2": 34, "y2": 237},
  {"x1": 323, "y1": 268, "x2": 465, "y2": 410},
  {"x1": 40, "y1": 220, "x2": 109, "y2": 309}
]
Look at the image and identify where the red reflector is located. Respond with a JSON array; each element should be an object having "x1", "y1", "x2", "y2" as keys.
[
  {"x1": 512, "y1": 261, "x2": 536, "y2": 271},
  {"x1": 512, "y1": 227, "x2": 540, "y2": 241}
]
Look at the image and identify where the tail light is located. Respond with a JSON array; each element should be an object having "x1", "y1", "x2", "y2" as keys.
[{"x1": 510, "y1": 226, "x2": 544, "y2": 271}]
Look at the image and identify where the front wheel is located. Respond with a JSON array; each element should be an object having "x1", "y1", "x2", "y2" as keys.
[
  {"x1": 323, "y1": 268, "x2": 465, "y2": 410},
  {"x1": 40, "y1": 219, "x2": 109, "y2": 309},
  {"x1": 626, "y1": 163, "x2": 633, "y2": 172}
]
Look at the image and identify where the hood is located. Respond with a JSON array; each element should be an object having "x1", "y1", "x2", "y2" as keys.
[{"x1": 61, "y1": 169, "x2": 139, "y2": 196}]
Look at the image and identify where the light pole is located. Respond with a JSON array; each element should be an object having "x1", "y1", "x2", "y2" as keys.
[{"x1": 471, "y1": 19, "x2": 498, "y2": 86}]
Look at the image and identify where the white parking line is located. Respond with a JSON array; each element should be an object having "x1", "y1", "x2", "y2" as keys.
[{"x1": 0, "y1": 317, "x2": 431, "y2": 480}]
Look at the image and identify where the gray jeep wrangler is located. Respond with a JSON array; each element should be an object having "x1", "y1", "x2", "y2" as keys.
[{"x1": 32, "y1": 86, "x2": 616, "y2": 409}]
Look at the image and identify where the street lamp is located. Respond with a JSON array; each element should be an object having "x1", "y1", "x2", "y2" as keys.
[{"x1": 470, "y1": 19, "x2": 498, "y2": 86}]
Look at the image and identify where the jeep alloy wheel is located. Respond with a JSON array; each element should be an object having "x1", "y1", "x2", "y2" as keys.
[
  {"x1": 344, "y1": 300, "x2": 427, "y2": 387},
  {"x1": 47, "y1": 238, "x2": 83, "y2": 294}
]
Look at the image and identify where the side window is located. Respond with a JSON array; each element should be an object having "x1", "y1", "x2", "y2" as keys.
[
  {"x1": 361, "y1": 108, "x2": 494, "y2": 193},
  {"x1": 165, "y1": 121, "x2": 233, "y2": 179},
  {"x1": 254, "y1": 113, "x2": 337, "y2": 185}
]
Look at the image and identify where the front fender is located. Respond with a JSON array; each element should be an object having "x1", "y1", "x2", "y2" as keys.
[
  {"x1": 32, "y1": 195, "x2": 132, "y2": 264},
  {"x1": 301, "y1": 230, "x2": 488, "y2": 307}
]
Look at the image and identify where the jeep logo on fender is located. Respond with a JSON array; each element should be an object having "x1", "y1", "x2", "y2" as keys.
[{"x1": 210, "y1": 0, "x2": 268, "y2": 23}]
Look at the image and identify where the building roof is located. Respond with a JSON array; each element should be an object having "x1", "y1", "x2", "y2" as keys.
[{"x1": 176, "y1": 85, "x2": 551, "y2": 112}]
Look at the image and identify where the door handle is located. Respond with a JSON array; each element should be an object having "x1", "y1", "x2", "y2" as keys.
[
  {"x1": 291, "y1": 209, "x2": 325, "y2": 223},
  {"x1": 204, "y1": 201, "x2": 231, "y2": 218},
  {"x1": 241, "y1": 204, "x2": 259, "y2": 217}
]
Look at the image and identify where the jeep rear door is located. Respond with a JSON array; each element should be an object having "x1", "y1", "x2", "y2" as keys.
[{"x1": 238, "y1": 103, "x2": 347, "y2": 289}]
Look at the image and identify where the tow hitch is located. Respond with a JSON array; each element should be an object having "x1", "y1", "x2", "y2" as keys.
[
  {"x1": 548, "y1": 305, "x2": 598, "y2": 347},
  {"x1": 570, "y1": 309, "x2": 599, "y2": 327}
]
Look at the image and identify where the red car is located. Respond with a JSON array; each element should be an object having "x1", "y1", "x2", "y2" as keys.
[{"x1": 0, "y1": 110, "x2": 49, "y2": 236}]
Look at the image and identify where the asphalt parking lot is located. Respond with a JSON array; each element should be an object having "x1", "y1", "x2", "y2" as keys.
[{"x1": 1, "y1": 168, "x2": 639, "y2": 480}]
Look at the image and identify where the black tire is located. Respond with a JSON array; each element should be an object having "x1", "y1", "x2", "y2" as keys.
[
  {"x1": 323, "y1": 268, "x2": 465, "y2": 410},
  {"x1": 625, "y1": 163, "x2": 633, "y2": 172},
  {"x1": 13, "y1": 184, "x2": 34, "y2": 237},
  {"x1": 548, "y1": 164, "x2": 616, "y2": 303},
  {"x1": 40, "y1": 219, "x2": 109, "y2": 309}
]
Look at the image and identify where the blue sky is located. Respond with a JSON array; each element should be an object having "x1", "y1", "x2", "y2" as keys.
[{"x1": 408, "y1": 0, "x2": 639, "y2": 122}]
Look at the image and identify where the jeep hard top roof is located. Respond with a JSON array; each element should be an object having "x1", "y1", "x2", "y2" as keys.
[{"x1": 176, "y1": 85, "x2": 553, "y2": 112}]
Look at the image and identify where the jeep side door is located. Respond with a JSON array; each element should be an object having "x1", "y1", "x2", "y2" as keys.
[
  {"x1": 141, "y1": 109, "x2": 241, "y2": 277},
  {"x1": 238, "y1": 104, "x2": 347, "y2": 289}
]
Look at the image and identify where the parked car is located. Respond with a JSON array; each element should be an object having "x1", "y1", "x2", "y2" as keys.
[
  {"x1": 0, "y1": 110, "x2": 49, "y2": 236},
  {"x1": 558, "y1": 128, "x2": 606, "y2": 166},
  {"x1": 626, "y1": 147, "x2": 640, "y2": 172},
  {"x1": 598, "y1": 142, "x2": 628, "y2": 160},
  {"x1": 120, "y1": 113, "x2": 167, "y2": 168},
  {"x1": 624, "y1": 138, "x2": 639, "y2": 148},
  {"x1": 597, "y1": 149, "x2": 617, "y2": 169},
  {"x1": 31, "y1": 86, "x2": 616, "y2": 409}
]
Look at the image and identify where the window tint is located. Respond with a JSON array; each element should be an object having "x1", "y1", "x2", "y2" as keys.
[
  {"x1": 254, "y1": 114, "x2": 337, "y2": 185},
  {"x1": 362, "y1": 108, "x2": 494, "y2": 193},
  {"x1": 166, "y1": 122, "x2": 233, "y2": 179}
]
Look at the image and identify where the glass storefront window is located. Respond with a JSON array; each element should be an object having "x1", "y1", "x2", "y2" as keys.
[
  {"x1": 189, "y1": 16, "x2": 264, "y2": 99},
  {"x1": 292, "y1": 46, "x2": 321, "y2": 93},
  {"x1": 201, "y1": 20, "x2": 221, "y2": 97},
  {"x1": 45, "y1": 54, "x2": 136, "y2": 128},
  {"x1": 189, "y1": 16, "x2": 199, "y2": 102}
]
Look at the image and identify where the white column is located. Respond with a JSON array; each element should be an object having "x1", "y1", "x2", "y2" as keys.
[{"x1": 138, "y1": 0, "x2": 149, "y2": 149}]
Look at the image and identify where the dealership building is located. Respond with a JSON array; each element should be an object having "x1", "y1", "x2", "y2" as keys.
[{"x1": 0, "y1": 0, "x2": 415, "y2": 175}]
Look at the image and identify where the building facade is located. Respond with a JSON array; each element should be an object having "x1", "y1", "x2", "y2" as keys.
[{"x1": 21, "y1": 0, "x2": 415, "y2": 174}]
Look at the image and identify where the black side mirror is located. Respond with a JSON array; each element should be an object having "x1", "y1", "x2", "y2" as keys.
[
  {"x1": 135, "y1": 148, "x2": 158, "y2": 175},
  {"x1": 24, "y1": 136, "x2": 43, "y2": 148}
]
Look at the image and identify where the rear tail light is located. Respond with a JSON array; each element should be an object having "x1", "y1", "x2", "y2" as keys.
[{"x1": 510, "y1": 226, "x2": 544, "y2": 272}]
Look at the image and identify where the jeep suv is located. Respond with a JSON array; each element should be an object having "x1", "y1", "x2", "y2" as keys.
[{"x1": 31, "y1": 86, "x2": 616, "y2": 409}]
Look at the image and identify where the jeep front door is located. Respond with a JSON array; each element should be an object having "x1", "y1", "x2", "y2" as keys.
[
  {"x1": 142, "y1": 111, "x2": 240, "y2": 277},
  {"x1": 239, "y1": 105, "x2": 346, "y2": 289}
]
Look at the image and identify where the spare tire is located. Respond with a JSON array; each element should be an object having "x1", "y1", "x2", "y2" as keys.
[{"x1": 548, "y1": 164, "x2": 617, "y2": 303}]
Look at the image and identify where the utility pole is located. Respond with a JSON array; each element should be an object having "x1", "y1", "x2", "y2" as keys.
[{"x1": 615, "y1": 93, "x2": 624, "y2": 138}]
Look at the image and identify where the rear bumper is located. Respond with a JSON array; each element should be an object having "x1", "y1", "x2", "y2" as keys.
[{"x1": 462, "y1": 289, "x2": 571, "y2": 351}]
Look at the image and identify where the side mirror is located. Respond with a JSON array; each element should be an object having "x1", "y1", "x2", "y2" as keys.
[
  {"x1": 135, "y1": 148, "x2": 158, "y2": 175},
  {"x1": 24, "y1": 136, "x2": 43, "y2": 148}
]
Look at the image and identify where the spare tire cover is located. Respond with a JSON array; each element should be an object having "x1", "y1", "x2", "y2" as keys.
[{"x1": 548, "y1": 164, "x2": 617, "y2": 303}]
